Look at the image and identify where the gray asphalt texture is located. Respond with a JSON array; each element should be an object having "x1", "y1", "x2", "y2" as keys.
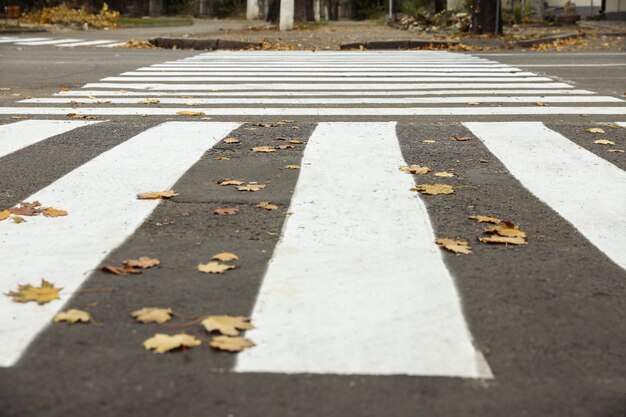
[{"x1": 0, "y1": 45, "x2": 625, "y2": 417}]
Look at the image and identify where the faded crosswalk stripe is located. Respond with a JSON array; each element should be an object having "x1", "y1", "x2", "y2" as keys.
[{"x1": 0, "y1": 36, "x2": 123, "y2": 48}]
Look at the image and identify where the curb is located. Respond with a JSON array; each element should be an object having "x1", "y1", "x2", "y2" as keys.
[
  {"x1": 150, "y1": 37, "x2": 262, "y2": 50},
  {"x1": 516, "y1": 33, "x2": 581, "y2": 48},
  {"x1": 340, "y1": 39, "x2": 459, "y2": 50}
]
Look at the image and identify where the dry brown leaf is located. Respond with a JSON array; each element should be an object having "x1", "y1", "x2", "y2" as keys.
[
  {"x1": 237, "y1": 184, "x2": 265, "y2": 192},
  {"x1": 586, "y1": 127, "x2": 605, "y2": 134},
  {"x1": 7, "y1": 279, "x2": 61, "y2": 305},
  {"x1": 252, "y1": 146, "x2": 276, "y2": 153},
  {"x1": 54, "y1": 309, "x2": 91, "y2": 324},
  {"x1": 42, "y1": 207, "x2": 68, "y2": 217},
  {"x1": 214, "y1": 207, "x2": 239, "y2": 215},
  {"x1": 124, "y1": 256, "x2": 160, "y2": 269},
  {"x1": 95, "y1": 101, "x2": 112, "y2": 105},
  {"x1": 485, "y1": 221, "x2": 526, "y2": 238},
  {"x1": 436, "y1": 238, "x2": 472, "y2": 254},
  {"x1": 143, "y1": 333, "x2": 201, "y2": 353},
  {"x1": 257, "y1": 201, "x2": 278, "y2": 211},
  {"x1": 131, "y1": 307, "x2": 173, "y2": 324},
  {"x1": 400, "y1": 164, "x2": 430, "y2": 175},
  {"x1": 11, "y1": 216, "x2": 25, "y2": 224},
  {"x1": 594, "y1": 139, "x2": 615, "y2": 145},
  {"x1": 411, "y1": 184, "x2": 454, "y2": 195},
  {"x1": 283, "y1": 165, "x2": 301, "y2": 169},
  {"x1": 10, "y1": 115, "x2": 26, "y2": 120},
  {"x1": 289, "y1": 140, "x2": 304, "y2": 144},
  {"x1": 176, "y1": 110, "x2": 205, "y2": 117},
  {"x1": 209, "y1": 335, "x2": 255, "y2": 352},
  {"x1": 478, "y1": 235, "x2": 527, "y2": 245},
  {"x1": 67, "y1": 113, "x2": 96, "y2": 120},
  {"x1": 470, "y1": 215, "x2": 502, "y2": 224},
  {"x1": 467, "y1": 102, "x2": 480, "y2": 105},
  {"x1": 214, "y1": 156, "x2": 230, "y2": 161},
  {"x1": 202, "y1": 316, "x2": 253, "y2": 336},
  {"x1": 212, "y1": 252, "x2": 239, "y2": 262},
  {"x1": 535, "y1": 101, "x2": 548, "y2": 106},
  {"x1": 434, "y1": 171, "x2": 455, "y2": 177},
  {"x1": 450, "y1": 136, "x2": 471, "y2": 142},
  {"x1": 224, "y1": 137, "x2": 240, "y2": 143},
  {"x1": 139, "y1": 98, "x2": 160, "y2": 104},
  {"x1": 218, "y1": 179, "x2": 244, "y2": 186},
  {"x1": 608, "y1": 149, "x2": 624, "y2": 153},
  {"x1": 137, "y1": 190, "x2": 178, "y2": 200},
  {"x1": 0, "y1": 210, "x2": 10, "y2": 221},
  {"x1": 10, "y1": 201, "x2": 42, "y2": 216},
  {"x1": 197, "y1": 262, "x2": 236, "y2": 274},
  {"x1": 276, "y1": 144, "x2": 295, "y2": 150},
  {"x1": 99, "y1": 264, "x2": 142, "y2": 276}
]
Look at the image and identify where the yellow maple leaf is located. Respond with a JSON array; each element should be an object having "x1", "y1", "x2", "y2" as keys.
[
  {"x1": 0, "y1": 210, "x2": 10, "y2": 221},
  {"x1": 218, "y1": 179, "x2": 244, "y2": 186},
  {"x1": 594, "y1": 139, "x2": 615, "y2": 145},
  {"x1": 7, "y1": 279, "x2": 61, "y2": 305},
  {"x1": 283, "y1": 165, "x2": 301, "y2": 170},
  {"x1": 434, "y1": 171, "x2": 455, "y2": 177},
  {"x1": 608, "y1": 149, "x2": 624, "y2": 153},
  {"x1": 137, "y1": 189, "x2": 179, "y2": 200},
  {"x1": 214, "y1": 156, "x2": 230, "y2": 161},
  {"x1": 399, "y1": 164, "x2": 430, "y2": 175},
  {"x1": 223, "y1": 137, "x2": 240, "y2": 143},
  {"x1": 131, "y1": 307, "x2": 173, "y2": 324},
  {"x1": 256, "y1": 201, "x2": 278, "y2": 211},
  {"x1": 124, "y1": 256, "x2": 160, "y2": 269},
  {"x1": 237, "y1": 184, "x2": 265, "y2": 192},
  {"x1": 197, "y1": 262, "x2": 236, "y2": 274},
  {"x1": 289, "y1": 140, "x2": 304, "y2": 144},
  {"x1": 202, "y1": 315, "x2": 253, "y2": 336},
  {"x1": 469, "y1": 215, "x2": 502, "y2": 224},
  {"x1": 211, "y1": 252, "x2": 239, "y2": 262},
  {"x1": 252, "y1": 146, "x2": 276, "y2": 153},
  {"x1": 586, "y1": 128, "x2": 605, "y2": 134},
  {"x1": 138, "y1": 98, "x2": 160, "y2": 104},
  {"x1": 450, "y1": 136, "x2": 471, "y2": 142},
  {"x1": 209, "y1": 335, "x2": 255, "y2": 352},
  {"x1": 435, "y1": 238, "x2": 472, "y2": 254},
  {"x1": 42, "y1": 207, "x2": 68, "y2": 217},
  {"x1": 478, "y1": 235, "x2": 527, "y2": 245},
  {"x1": 54, "y1": 309, "x2": 91, "y2": 324},
  {"x1": 143, "y1": 333, "x2": 201, "y2": 353},
  {"x1": 411, "y1": 184, "x2": 454, "y2": 195},
  {"x1": 176, "y1": 110, "x2": 205, "y2": 117},
  {"x1": 485, "y1": 221, "x2": 527, "y2": 239},
  {"x1": 422, "y1": 140, "x2": 436, "y2": 144}
]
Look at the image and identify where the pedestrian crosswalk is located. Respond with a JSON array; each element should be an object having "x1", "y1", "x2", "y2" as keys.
[
  {"x1": 0, "y1": 36, "x2": 125, "y2": 48},
  {"x1": 1, "y1": 50, "x2": 625, "y2": 117},
  {"x1": 0, "y1": 118, "x2": 624, "y2": 376}
]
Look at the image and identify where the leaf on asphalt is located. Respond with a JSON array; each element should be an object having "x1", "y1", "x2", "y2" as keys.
[
  {"x1": 138, "y1": 98, "x2": 160, "y2": 104},
  {"x1": 283, "y1": 165, "x2": 301, "y2": 169},
  {"x1": 11, "y1": 216, "x2": 25, "y2": 223},
  {"x1": 42, "y1": 207, "x2": 68, "y2": 217},
  {"x1": 54, "y1": 309, "x2": 91, "y2": 324},
  {"x1": 608, "y1": 149, "x2": 624, "y2": 153},
  {"x1": 217, "y1": 179, "x2": 244, "y2": 186},
  {"x1": 124, "y1": 256, "x2": 160, "y2": 269},
  {"x1": 434, "y1": 171, "x2": 455, "y2": 177},
  {"x1": 436, "y1": 238, "x2": 472, "y2": 254},
  {"x1": 450, "y1": 136, "x2": 471, "y2": 141},
  {"x1": 276, "y1": 144, "x2": 295, "y2": 150},
  {"x1": 478, "y1": 235, "x2": 527, "y2": 245},
  {"x1": 257, "y1": 201, "x2": 278, "y2": 210},
  {"x1": 176, "y1": 110, "x2": 205, "y2": 117},
  {"x1": 467, "y1": 102, "x2": 480, "y2": 105},
  {"x1": 399, "y1": 164, "x2": 430, "y2": 175},
  {"x1": 214, "y1": 207, "x2": 239, "y2": 215},
  {"x1": 212, "y1": 252, "x2": 239, "y2": 262},
  {"x1": 197, "y1": 262, "x2": 236, "y2": 274},
  {"x1": 10, "y1": 115, "x2": 27, "y2": 120},
  {"x1": 10, "y1": 201, "x2": 43, "y2": 216},
  {"x1": 586, "y1": 127, "x2": 605, "y2": 134},
  {"x1": 99, "y1": 264, "x2": 143, "y2": 276},
  {"x1": 131, "y1": 307, "x2": 173, "y2": 324},
  {"x1": 535, "y1": 101, "x2": 548, "y2": 106},
  {"x1": 422, "y1": 140, "x2": 436, "y2": 143},
  {"x1": 594, "y1": 139, "x2": 615, "y2": 145},
  {"x1": 0, "y1": 210, "x2": 10, "y2": 221},
  {"x1": 214, "y1": 156, "x2": 231, "y2": 161},
  {"x1": 137, "y1": 189, "x2": 179, "y2": 200},
  {"x1": 289, "y1": 140, "x2": 304, "y2": 144},
  {"x1": 67, "y1": 113, "x2": 96, "y2": 120},
  {"x1": 237, "y1": 184, "x2": 265, "y2": 192},
  {"x1": 252, "y1": 146, "x2": 276, "y2": 153},
  {"x1": 469, "y1": 215, "x2": 502, "y2": 224},
  {"x1": 411, "y1": 184, "x2": 454, "y2": 195},
  {"x1": 143, "y1": 333, "x2": 201, "y2": 354},
  {"x1": 223, "y1": 137, "x2": 240, "y2": 143},
  {"x1": 209, "y1": 335, "x2": 255, "y2": 352},
  {"x1": 202, "y1": 316, "x2": 253, "y2": 336},
  {"x1": 7, "y1": 279, "x2": 61, "y2": 305},
  {"x1": 485, "y1": 221, "x2": 527, "y2": 238}
]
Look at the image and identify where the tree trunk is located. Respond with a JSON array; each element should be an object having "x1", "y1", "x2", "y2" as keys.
[
  {"x1": 267, "y1": 0, "x2": 280, "y2": 23},
  {"x1": 471, "y1": 0, "x2": 502, "y2": 34},
  {"x1": 304, "y1": 0, "x2": 315, "y2": 21}
]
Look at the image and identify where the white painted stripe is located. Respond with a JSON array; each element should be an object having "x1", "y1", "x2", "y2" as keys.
[
  {"x1": 82, "y1": 82, "x2": 573, "y2": 91},
  {"x1": 148, "y1": 65, "x2": 519, "y2": 70},
  {"x1": 56, "y1": 40, "x2": 118, "y2": 47},
  {"x1": 15, "y1": 38, "x2": 81, "y2": 46},
  {"x1": 235, "y1": 122, "x2": 492, "y2": 377},
  {"x1": 23, "y1": 96, "x2": 623, "y2": 105},
  {"x1": 465, "y1": 122, "x2": 626, "y2": 271},
  {"x1": 56, "y1": 89, "x2": 596, "y2": 97},
  {"x1": 154, "y1": 63, "x2": 512, "y2": 68},
  {"x1": 0, "y1": 121, "x2": 239, "y2": 367},
  {"x1": 121, "y1": 71, "x2": 537, "y2": 77},
  {"x1": 518, "y1": 64, "x2": 626, "y2": 67},
  {"x1": 96, "y1": 42, "x2": 126, "y2": 48},
  {"x1": 101, "y1": 76, "x2": 553, "y2": 82},
  {"x1": 0, "y1": 37, "x2": 47, "y2": 43},
  {"x1": 3, "y1": 106, "x2": 624, "y2": 116},
  {"x1": 617, "y1": 122, "x2": 626, "y2": 127},
  {"x1": 0, "y1": 120, "x2": 99, "y2": 159}
]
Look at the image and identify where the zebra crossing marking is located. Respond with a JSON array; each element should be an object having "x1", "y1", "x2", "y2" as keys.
[
  {"x1": 235, "y1": 122, "x2": 493, "y2": 378},
  {"x1": 0, "y1": 121, "x2": 239, "y2": 367},
  {"x1": 465, "y1": 122, "x2": 626, "y2": 271},
  {"x1": 0, "y1": 36, "x2": 121, "y2": 48}
]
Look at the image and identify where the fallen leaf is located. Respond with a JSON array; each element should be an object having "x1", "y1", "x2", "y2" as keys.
[
  {"x1": 434, "y1": 171, "x2": 455, "y2": 177},
  {"x1": 67, "y1": 113, "x2": 96, "y2": 119},
  {"x1": 214, "y1": 156, "x2": 230, "y2": 161},
  {"x1": 218, "y1": 179, "x2": 244, "y2": 186},
  {"x1": 95, "y1": 101, "x2": 112, "y2": 104},
  {"x1": 479, "y1": 159, "x2": 490, "y2": 163},
  {"x1": 54, "y1": 309, "x2": 91, "y2": 324},
  {"x1": 608, "y1": 149, "x2": 624, "y2": 153},
  {"x1": 283, "y1": 165, "x2": 301, "y2": 169},
  {"x1": 137, "y1": 190, "x2": 179, "y2": 200},
  {"x1": 586, "y1": 127, "x2": 605, "y2": 134},
  {"x1": 143, "y1": 333, "x2": 201, "y2": 353},
  {"x1": 237, "y1": 184, "x2": 265, "y2": 192},
  {"x1": 467, "y1": 102, "x2": 480, "y2": 105},
  {"x1": 608, "y1": 124, "x2": 622, "y2": 129},
  {"x1": 131, "y1": 307, "x2": 173, "y2": 324},
  {"x1": 10, "y1": 115, "x2": 26, "y2": 120},
  {"x1": 276, "y1": 144, "x2": 295, "y2": 150},
  {"x1": 422, "y1": 140, "x2": 436, "y2": 143},
  {"x1": 209, "y1": 335, "x2": 255, "y2": 352},
  {"x1": 42, "y1": 207, "x2": 68, "y2": 217},
  {"x1": 450, "y1": 136, "x2": 471, "y2": 142},
  {"x1": 400, "y1": 164, "x2": 430, "y2": 175},
  {"x1": 252, "y1": 146, "x2": 276, "y2": 153},
  {"x1": 124, "y1": 256, "x2": 160, "y2": 269},
  {"x1": 197, "y1": 262, "x2": 236, "y2": 274},
  {"x1": 202, "y1": 316, "x2": 253, "y2": 336},
  {"x1": 138, "y1": 98, "x2": 160, "y2": 104},
  {"x1": 214, "y1": 207, "x2": 239, "y2": 215},
  {"x1": 436, "y1": 238, "x2": 472, "y2": 254},
  {"x1": 7, "y1": 279, "x2": 61, "y2": 305},
  {"x1": 470, "y1": 215, "x2": 502, "y2": 224},
  {"x1": 0, "y1": 210, "x2": 10, "y2": 221},
  {"x1": 478, "y1": 236, "x2": 527, "y2": 245},
  {"x1": 535, "y1": 101, "x2": 548, "y2": 106},
  {"x1": 411, "y1": 184, "x2": 454, "y2": 195},
  {"x1": 257, "y1": 201, "x2": 278, "y2": 210},
  {"x1": 176, "y1": 110, "x2": 205, "y2": 117},
  {"x1": 594, "y1": 139, "x2": 615, "y2": 145},
  {"x1": 10, "y1": 201, "x2": 42, "y2": 216},
  {"x1": 11, "y1": 216, "x2": 25, "y2": 223},
  {"x1": 485, "y1": 221, "x2": 526, "y2": 238},
  {"x1": 59, "y1": 87, "x2": 70, "y2": 92},
  {"x1": 212, "y1": 252, "x2": 239, "y2": 262},
  {"x1": 224, "y1": 137, "x2": 240, "y2": 143},
  {"x1": 289, "y1": 140, "x2": 303, "y2": 144}
]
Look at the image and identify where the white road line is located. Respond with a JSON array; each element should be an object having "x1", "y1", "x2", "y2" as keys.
[
  {"x1": 465, "y1": 122, "x2": 626, "y2": 271},
  {"x1": 100, "y1": 76, "x2": 553, "y2": 82},
  {"x1": 0, "y1": 120, "x2": 99, "y2": 159},
  {"x1": 96, "y1": 42, "x2": 126, "y2": 48},
  {"x1": 23, "y1": 96, "x2": 623, "y2": 105},
  {"x1": 56, "y1": 89, "x2": 596, "y2": 97},
  {"x1": 154, "y1": 63, "x2": 513, "y2": 68},
  {"x1": 15, "y1": 38, "x2": 81, "y2": 46},
  {"x1": 0, "y1": 121, "x2": 239, "y2": 367},
  {"x1": 617, "y1": 122, "x2": 626, "y2": 127},
  {"x1": 146, "y1": 65, "x2": 520, "y2": 71},
  {"x1": 3, "y1": 107, "x2": 625, "y2": 116},
  {"x1": 81, "y1": 82, "x2": 574, "y2": 91},
  {"x1": 121, "y1": 71, "x2": 538, "y2": 77},
  {"x1": 517, "y1": 64, "x2": 626, "y2": 67},
  {"x1": 235, "y1": 122, "x2": 492, "y2": 378},
  {"x1": 0, "y1": 37, "x2": 47, "y2": 43},
  {"x1": 56, "y1": 40, "x2": 118, "y2": 48}
]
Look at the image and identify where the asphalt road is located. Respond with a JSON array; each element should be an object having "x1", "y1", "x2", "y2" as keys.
[{"x1": 0, "y1": 44, "x2": 625, "y2": 417}]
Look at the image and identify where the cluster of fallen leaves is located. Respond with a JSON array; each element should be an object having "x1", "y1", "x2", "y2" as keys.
[
  {"x1": 197, "y1": 252, "x2": 239, "y2": 274},
  {"x1": 586, "y1": 125, "x2": 624, "y2": 153},
  {"x1": 217, "y1": 178, "x2": 266, "y2": 192},
  {"x1": 402, "y1": 162, "x2": 457, "y2": 195},
  {"x1": 436, "y1": 216, "x2": 528, "y2": 255},
  {"x1": 0, "y1": 201, "x2": 67, "y2": 224},
  {"x1": 22, "y1": 4, "x2": 119, "y2": 29},
  {"x1": 100, "y1": 256, "x2": 160, "y2": 276}
]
